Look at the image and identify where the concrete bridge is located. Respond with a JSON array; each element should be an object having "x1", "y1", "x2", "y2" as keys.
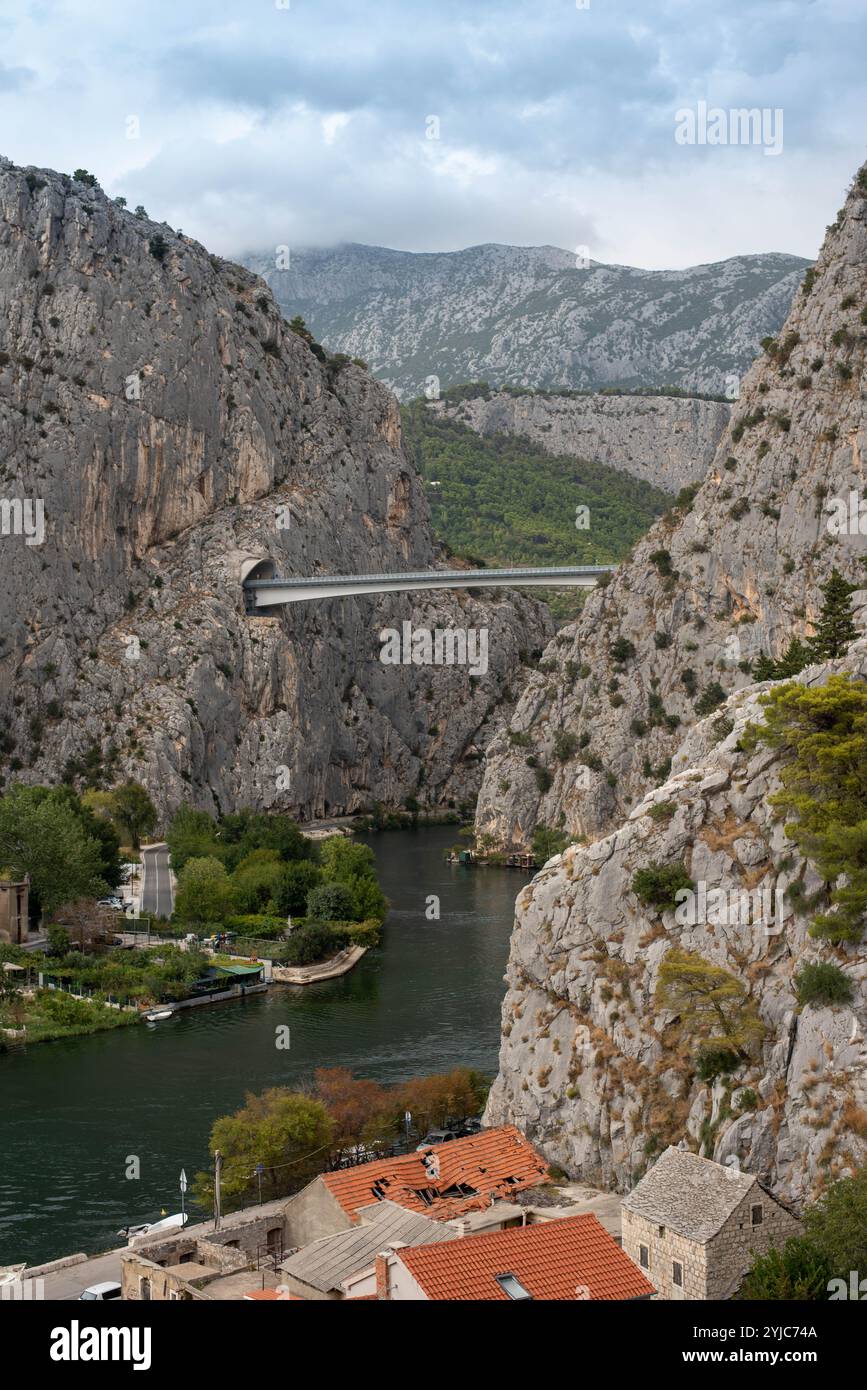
[{"x1": 242, "y1": 563, "x2": 614, "y2": 610}]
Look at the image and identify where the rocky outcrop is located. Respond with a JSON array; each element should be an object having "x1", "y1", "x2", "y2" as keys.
[
  {"x1": 431, "y1": 390, "x2": 731, "y2": 493},
  {"x1": 484, "y1": 647, "x2": 867, "y2": 1205},
  {"x1": 245, "y1": 242, "x2": 808, "y2": 400},
  {"x1": 0, "y1": 160, "x2": 551, "y2": 820},
  {"x1": 475, "y1": 163, "x2": 867, "y2": 851}
]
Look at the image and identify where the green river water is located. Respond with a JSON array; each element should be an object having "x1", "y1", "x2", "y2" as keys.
[{"x1": 0, "y1": 828, "x2": 523, "y2": 1264}]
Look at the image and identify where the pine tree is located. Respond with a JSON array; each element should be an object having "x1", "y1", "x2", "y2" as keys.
[
  {"x1": 808, "y1": 568, "x2": 858, "y2": 660},
  {"x1": 752, "y1": 653, "x2": 778, "y2": 681},
  {"x1": 775, "y1": 635, "x2": 812, "y2": 677}
]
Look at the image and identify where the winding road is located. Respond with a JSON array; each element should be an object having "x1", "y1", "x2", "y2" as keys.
[{"x1": 140, "y1": 843, "x2": 174, "y2": 919}]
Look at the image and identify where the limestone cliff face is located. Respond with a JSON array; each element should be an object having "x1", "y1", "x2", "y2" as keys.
[
  {"x1": 485, "y1": 646, "x2": 867, "y2": 1205},
  {"x1": 475, "y1": 164, "x2": 867, "y2": 851},
  {"x1": 0, "y1": 161, "x2": 550, "y2": 819},
  {"x1": 431, "y1": 391, "x2": 731, "y2": 493}
]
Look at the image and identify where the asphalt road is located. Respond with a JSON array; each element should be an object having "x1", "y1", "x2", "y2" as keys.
[
  {"x1": 140, "y1": 844, "x2": 174, "y2": 919},
  {"x1": 24, "y1": 1248, "x2": 125, "y2": 1301}
]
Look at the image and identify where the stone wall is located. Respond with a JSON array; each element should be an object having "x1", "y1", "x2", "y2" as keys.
[
  {"x1": 705, "y1": 1190, "x2": 801, "y2": 1300},
  {"x1": 621, "y1": 1209, "x2": 706, "y2": 1300},
  {"x1": 621, "y1": 1188, "x2": 801, "y2": 1300}
]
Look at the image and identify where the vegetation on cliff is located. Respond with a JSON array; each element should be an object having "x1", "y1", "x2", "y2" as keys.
[
  {"x1": 401, "y1": 400, "x2": 670, "y2": 584},
  {"x1": 748, "y1": 674, "x2": 867, "y2": 943}
]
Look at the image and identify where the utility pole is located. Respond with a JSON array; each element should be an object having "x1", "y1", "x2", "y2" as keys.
[
  {"x1": 179, "y1": 1168, "x2": 187, "y2": 1225},
  {"x1": 255, "y1": 1162, "x2": 264, "y2": 1205},
  {"x1": 214, "y1": 1150, "x2": 222, "y2": 1231}
]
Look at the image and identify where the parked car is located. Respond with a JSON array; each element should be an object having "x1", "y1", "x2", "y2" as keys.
[
  {"x1": 416, "y1": 1129, "x2": 458, "y2": 1150},
  {"x1": 79, "y1": 1281, "x2": 122, "y2": 1301},
  {"x1": 454, "y1": 1116, "x2": 483, "y2": 1137},
  {"x1": 97, "y1": 898, "x2": 125, "y2": 911}
]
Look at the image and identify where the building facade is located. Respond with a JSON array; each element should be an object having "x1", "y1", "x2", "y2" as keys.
[
  {"x1": 0, "y1": 876, "x2": 29, "y2": 945},
  {"x1": 621, "y1": 1147, "x2": 802, "y2": 1300}
]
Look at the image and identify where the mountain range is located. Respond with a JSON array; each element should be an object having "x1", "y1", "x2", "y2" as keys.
[{"x1": 243, "y1": 242, "x2": 810, "y2": 400}]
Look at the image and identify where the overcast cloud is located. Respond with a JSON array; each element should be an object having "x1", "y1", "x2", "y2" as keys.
[{"x1": 0, "y1": 0, "x2": 864, "y2": 267}]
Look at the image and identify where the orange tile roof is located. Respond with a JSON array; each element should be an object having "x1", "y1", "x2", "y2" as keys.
[
  {"x1": 396, "y1": 1215, "x2": 656, "y2": 1301},
  {"x1": 321, "y1": 1126, "x2": 550, "y2": 1222}
]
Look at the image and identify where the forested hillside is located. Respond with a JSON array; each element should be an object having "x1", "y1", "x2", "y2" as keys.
[{"x1": 402, "y1": 399, "x2": 672, "y2": 615}]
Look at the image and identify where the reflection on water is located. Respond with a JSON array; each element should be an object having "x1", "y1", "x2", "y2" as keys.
[{"x1": 0, "y1": 827, "x2": 523, "y2": 1263}]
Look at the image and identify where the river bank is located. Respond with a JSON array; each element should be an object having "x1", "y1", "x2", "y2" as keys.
[{"x1": 0, "y1": 827, "x2": 520, "y2": 1265}]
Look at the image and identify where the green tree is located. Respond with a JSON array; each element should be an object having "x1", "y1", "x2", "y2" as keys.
[
  {"x1": 654, "y1": 947, "x2": 764, "y2": 1058},
  {"x1": 306, "y1": 882, "x2": 356, "y2": 922},
  {"x1": 192, "y1": 1087, "x2": 333, "y2": 1211},
  {"x1": 794, "y1": 961, "x2": 854, "y2": 1007},
  {"x1": 166, "y1": 804, "x2": 221, "y2": 872},
  {"x1": 230, "y1": 848, "x2": 284, "y2": 913},
  {"x1": 288, "y1": 315, "x2": 313, "y2": 343},
  {"x1": 318, "y1": 837, "x2": 387, "y2": 921},
  {"x1": 61, "y1": 787, "x2": 122, "y2": 886},
  {"x1": 174, "y1": 856, "x2": 234, "y2": 924},
  {"x1": 0, "y1": 785, "x2": 107, "y2": 916},
  {"x1": 284, "y1": 921, "x2": 348, "y2": 965},
  {"x1": 531, "y1": 825, "x2": 570, "y2": 861},
  {"x1": 109, "y1": 781, "x2": 157, "y2": 849},
  {"x1": 808, "y1": 568, "x2": 858, "y2": 660},
  {"x1": 738, "y1": 1238, "x2": 831, "y2": 1300},
  {"x1": 754, "y1": 675, "x2": 867, "y2": 942},
  {"x1": 803, "y1": 1167, "x2": 867, "y2": 1277},
  {"x1": 753, "y1": 636, "x2": 813, "y2": 682},
  {"x1": 274, "y1": 860, "x2": 322, "y2": 916},
  {"x1": 219, "y1": 811, "x2": 315, "y2": 871},
  {"x1": 631, "y1": 861, "x2": 693, "y2": 912}
]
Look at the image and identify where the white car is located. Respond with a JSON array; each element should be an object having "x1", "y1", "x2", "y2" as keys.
[{"x1": 79, "y1": 1281, "x2": 122, "y2": 1301}]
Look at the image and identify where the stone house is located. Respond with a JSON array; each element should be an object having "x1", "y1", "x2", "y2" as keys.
[
  {"x1": 281, "y1": 1124, "x2": 550, "y2": 1247},
  {"x1": 0, "y1": 875, "x2": 29, "y2": 945},
  {"x1": 621, "y1": 1147, "x2": 802, "y2": 1300},
  {"x1": 120, "y1": 1199, "x2": 288, "y2": 1301}
]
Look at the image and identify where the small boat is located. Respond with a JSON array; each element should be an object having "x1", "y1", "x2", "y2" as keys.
[
  {"x1": 144, "y1": 1009, "x2": 173, "y2": 1022},
  {"x1": 118, "y1": 1211, "x2": 188, "y2": 1239}
]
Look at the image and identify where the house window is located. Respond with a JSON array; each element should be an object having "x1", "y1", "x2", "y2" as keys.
[
  {"x1": 751, "y1": 1204, "x2": 764, "y2": 1226},
  {"x1": 658, "y1": 1225, "x2": 666, "y2": 1238},
  {"x1": 139, "y1": 1277, "x2": 151, "y2": 1301},
  {"x1": 672, "y1": 1261, "x2": 683, "y2": 1288},
  {"x1": 495, "y1": 1272, "x2": 533, "y2": 1301},
  {"x1": 639, "y1": 1244, "x2": 649, "y2": 1270}
]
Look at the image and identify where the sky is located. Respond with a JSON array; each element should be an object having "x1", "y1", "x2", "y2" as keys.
[{"x1": 0, "y1": 0, "x2": 865, "y2": 269}]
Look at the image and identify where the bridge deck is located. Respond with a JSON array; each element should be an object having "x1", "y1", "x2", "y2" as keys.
[{"x1": 244, "y1": 565, "x2": 613, "y2": 609}]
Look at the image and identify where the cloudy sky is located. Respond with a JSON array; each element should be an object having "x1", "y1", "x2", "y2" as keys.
[{"x1": 1, "y1": 0, "x2": 865, "y2": 268}]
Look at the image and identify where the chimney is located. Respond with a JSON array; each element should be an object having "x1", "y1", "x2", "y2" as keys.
[{"x1": 375, "y1": 1252, "x2": 391, "y2": 1301}]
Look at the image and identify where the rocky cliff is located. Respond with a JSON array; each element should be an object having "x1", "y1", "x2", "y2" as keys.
[
  {"x1": 475, "y1": 164, "x2": 867, "y2": 851},
  {"x1": 244, "y1": 242, "x2": 808, "y2": 400},
  {"x1": 431, "y1": 390, "x2": 731, "y2": 493},
  {"x1": 484, "y1": 646, "x2": 867, "y2": 1206},
  {"x1": 0, "y1": 160, "x2": 550, "y2": 820}
]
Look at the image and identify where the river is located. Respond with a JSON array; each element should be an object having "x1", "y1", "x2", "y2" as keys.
[{"x1": 0, "y1": 827, "x2": 523, "y2": 1265}]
